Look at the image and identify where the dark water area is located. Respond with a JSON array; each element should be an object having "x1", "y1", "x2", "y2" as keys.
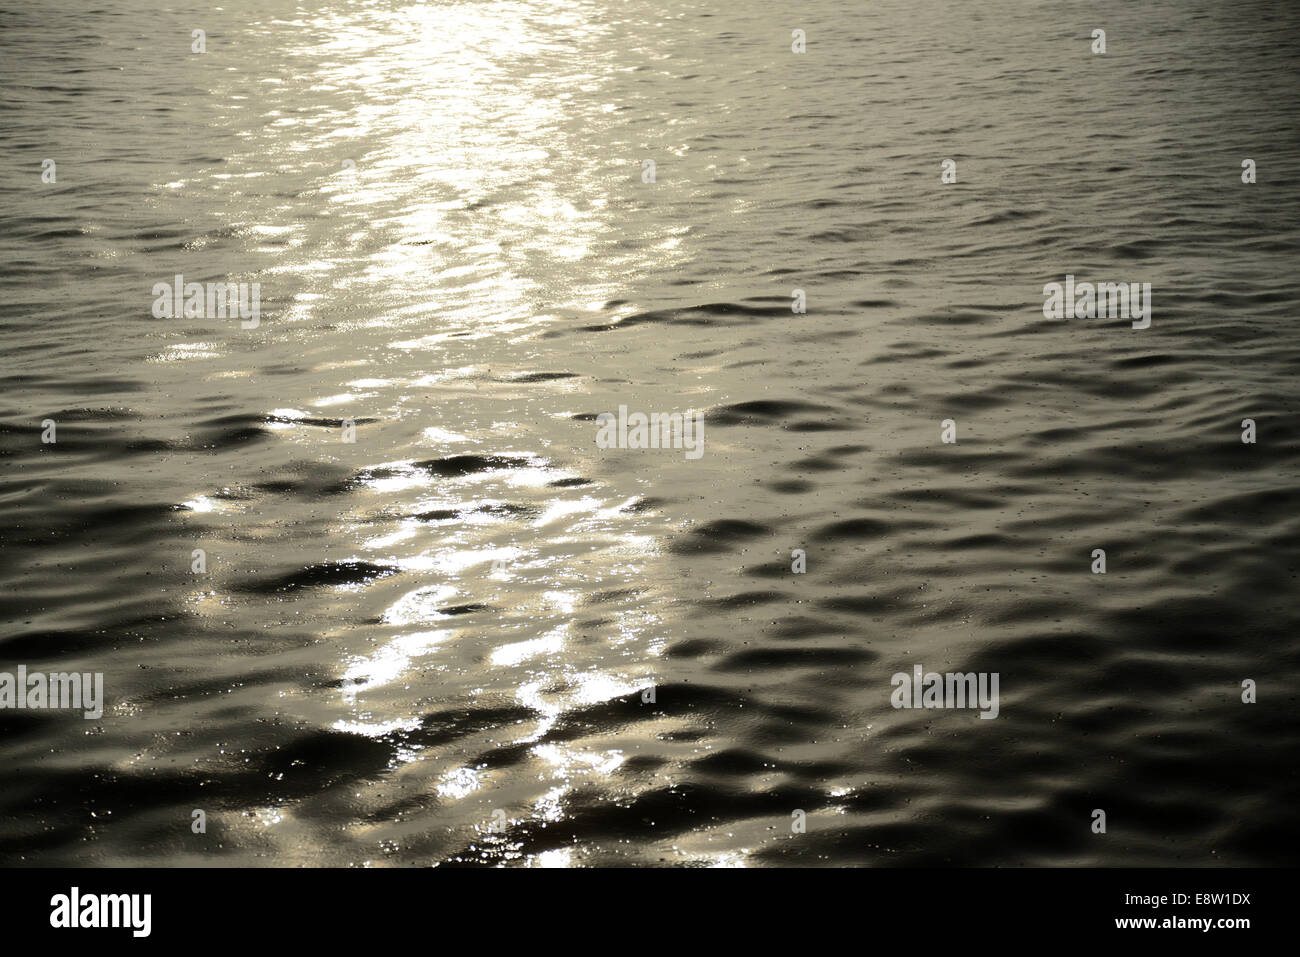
[{"x1": 1, "y1": 0, "x2": 1298, "y2": 866}]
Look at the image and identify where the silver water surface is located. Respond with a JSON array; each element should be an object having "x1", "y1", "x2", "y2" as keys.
[{"x1": 1, "y1": 0, "x2": 1298, "y2": 865}]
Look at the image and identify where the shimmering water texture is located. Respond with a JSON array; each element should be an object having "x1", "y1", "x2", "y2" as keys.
[{"x1": 1, "y1": 0, "x2": 1298, "y2": 866}]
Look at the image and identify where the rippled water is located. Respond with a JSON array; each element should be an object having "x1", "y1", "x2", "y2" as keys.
[{"x1": 2, "y1": 0, "x2": 1299, "y2": 866}]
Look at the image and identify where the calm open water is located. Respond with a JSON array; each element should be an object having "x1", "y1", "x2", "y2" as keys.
[{"x1": 1, "y1": 0, "x2": 1299, "y2": 866}]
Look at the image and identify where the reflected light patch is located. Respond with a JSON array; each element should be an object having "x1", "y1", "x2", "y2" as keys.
[
  {"x1": 570, "y1": 670, "x2": 643, "y2": 707},
  {"x1": 437, "y1": 766, "x2": 484, "y2": 800},
  {"x1": 543, "y1": 590, "x2": 577, "y2": 615},
  {"x1": 181, "y1": 495, "x2": 223, "y2": 514},
  {"x1": 312, "y1": 392, "x2": 365, "y2": 407},
  {"x1": 381, "y1": 586, "x2": 460, "y2": 626},
  {"x1": 534, "y1": 744, "x2": 625, "y2": 777},
  {"x1": 340, "y1": 629, "x2": 452, "y2": 699},
  {"x1": 528, "y1": 848, "x2": 573, "y2": 868},
  {"x1": 490, "y1": 625, "x2": 566, "y2": 667},
  {"x1": 430, "y1": 545, "x2": 523, "y2": 577},
  {"x1": 149, "y1": 342, "x2": 221, "y2": 362},
  {"x1": 332, "y1": 716, "x2": 421, "y2": 738},
  {"x1": 365, "y1": 526, "x2": 419, "y2": 549},
  {"x1": 253, "y1": 807, "x2": 285, "y2": 828},
  {"x1": 420, "y1": 426, "x2": 470, "y2": 444}
]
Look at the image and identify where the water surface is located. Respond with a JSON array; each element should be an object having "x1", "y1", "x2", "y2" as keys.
[{"x1": 1, "y1": 0, "x2": 1299, "y2": 866}]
